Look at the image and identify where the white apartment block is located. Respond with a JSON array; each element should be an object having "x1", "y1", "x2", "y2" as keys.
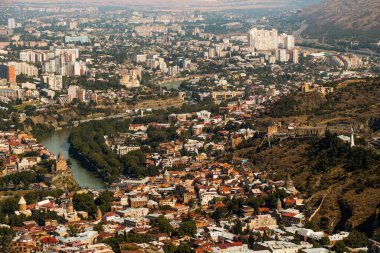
[{"x1": 248, "y1": 28, "x2": 295, "y2": 51}]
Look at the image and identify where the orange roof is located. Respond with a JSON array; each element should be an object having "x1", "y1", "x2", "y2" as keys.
[
  {"x1": 218, "y1": 242, "x2": 243, "y2": 249},
  {"x1": 282, "y1": 212, "x2": 297, "y2": 217},
  {"x1": 215, "y1": 202, "x2": 225, "y2": 208},
  {"x1": 40, "y1": 236, "x2": 59, "y2": 244}
]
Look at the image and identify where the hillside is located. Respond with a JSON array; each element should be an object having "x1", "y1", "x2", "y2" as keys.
[
  {"x1": 236, "y1": 79, "x2": 380, "y2": 235},
  {"x1": 236, "y1": 136, "x2": 380, "y2": 234},
  {"x1": 264, "y1": 79, "x2": 380, "y2": 135},
  {"x1": 303, "y1": 0, "x2": 380, "y2": 31}
]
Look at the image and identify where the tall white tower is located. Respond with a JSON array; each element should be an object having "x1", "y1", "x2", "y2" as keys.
[{"x1": 350, "y1": 127, "x2": 355, "y2": 147}]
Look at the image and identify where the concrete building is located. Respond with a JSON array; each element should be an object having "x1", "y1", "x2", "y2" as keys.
[
  {"x1": 8, "y1": 18, "x2": 16, "y2": 29},
  {"x1": 42, "y1": 73, "x2": 63, "y2": 91},
  {"x1": 0, "y1": 64, "x2": 16, "y2": 84},
  {"x1": 248, "y1": 214, "x2": 278, "y2": 229},
  {"x1": 248, "y1": 28, "x2": 278, "y2": 51},
  {"x1": 279, "y1": 49, "x2": 288, "y2": 62}
]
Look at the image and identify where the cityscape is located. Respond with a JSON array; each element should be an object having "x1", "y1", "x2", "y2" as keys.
[{"x1": 0, "y1": 0, "x2": 379, "y2": 253}]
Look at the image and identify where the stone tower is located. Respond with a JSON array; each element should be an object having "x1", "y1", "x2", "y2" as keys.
[
  {"x1": 18, "y1": 196, "x2": 27, "y2": 211},
  {"x1": 276, "y1": 197, "x2": 283, "y2": 211},
  {"x1": 285, "y1": 174, "x2": 294, "y2": 189},
  {"x1": 67, "y1": 198, "x2": 74, "y2": 214},
  {"x1": 350, "y1": 127, "x2": 355, "y2": 148},
  {"x1": 163, "y1": 169, "x2": 170, "y2": 184}
]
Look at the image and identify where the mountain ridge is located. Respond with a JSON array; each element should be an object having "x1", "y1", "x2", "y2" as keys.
[{"x1": 303, "y1": 0, "x2": 380, "y2": 31}]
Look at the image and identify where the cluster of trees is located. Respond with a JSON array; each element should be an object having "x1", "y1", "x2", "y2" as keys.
[
  {"x1": 144, "y1": 125, "x2": 179, "y2": 149},
  {"x1": 72, "y1": 191, "x2": 115, "y2": 218},
  {"x1": 0, "y1": 189, "x2": 65, "y2": 228},
  {"x1": 103, "y1": 231, "x2": 152, "y2": 253},
  {"x1": 0, "y1": 168, "x2": 49, "y2": 190},
  {"x1": 69, "y1": 120, "x2": 130, "y2": 182},
  {"x1": 332, "y1": 230, "x2": 368, "y2": 253},
  {"x1": 268, "y1": 95, "x2": 299, "y2": 118},
  {"x1": 121, "y1": 150, "x2": 159, "y2": 178},
  {"x1": 0, "y1": 160, "x2": 58, "y2": 190},
  {"x1": 212, "y1": 190, "x2": 288, "y2": 224},
  {"x1": 310, "y1": 131, "x2": 380, "y2": 173},
  {"x1": 0, "y1": 227, "x2": 15, "y2": 252},
  {"x1": 151, "y1": 215, "x2": 197, "y2": 238},
  {"x1": 163, "y1": 243, "x2": 194, "y2": 253},
  {"x1": 16, "y1": 74, "x2": 34, "y2": 83}
]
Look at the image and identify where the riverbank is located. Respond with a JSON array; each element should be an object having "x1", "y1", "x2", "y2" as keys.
[{"x1": 39, "y1": 128, "x2": 106, "y2": 190}]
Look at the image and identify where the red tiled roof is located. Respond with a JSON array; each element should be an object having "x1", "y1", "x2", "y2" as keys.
[
  {"x1": 258, "y1": 207, "x2": 270, "y2": 212},
  {"x1": 282, "y1": 212, "x2": 297, "y2": 217},
  {"x1": 40, "y1": 236, "x2": 59, "y2": 244},
  {"x1": 218, "y1": 242, "x2": 243, "y2": 249}
]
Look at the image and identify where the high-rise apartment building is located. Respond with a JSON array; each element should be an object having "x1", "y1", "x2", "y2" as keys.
[
  {"x1": 248, "y1": 28, "x2": 295, "y2": 51},
  {"x1": 285, "y1": 35, "x2": 295, "y2": 50},
  {"x1": 291, "y1": 50, "x2": 299, "y2": 64},
  {"x1": 248, "y1": 28, "x2": 278, "y2": 51},
  {"x1": 42, "y1": 73, "x2": 63, "y2": 91},
  {"x1": 0, "y1": 65, "x2": 16, "y2": 84},
  {"x1": 8, "y1": 62, "x2": 38, "y2": 77},
  {"x1": 8, "y1": 18, "x2": 16, "y2": 29},
  {"x1": 279, "y1": 49, "x2": 288, "y2": 62}
]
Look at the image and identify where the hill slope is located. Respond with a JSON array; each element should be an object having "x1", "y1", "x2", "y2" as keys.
[
  {"x1": 236, "y1": 79, "x2": 380, "y2": 234},
  {"x1": 303, "y1": 0, "x2": 380, "y2": 31}
]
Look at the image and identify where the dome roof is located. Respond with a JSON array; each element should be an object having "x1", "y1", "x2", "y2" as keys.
[{"x1": 18, "y1": 196, "x2": 26, "y2": 205}]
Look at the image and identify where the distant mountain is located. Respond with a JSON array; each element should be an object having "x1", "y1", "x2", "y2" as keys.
[
  {"x1": 303, "y1": 0, "x2": 380, "y2": 31},
  {"x1": 14, "y1": 0, "x2": 317, "y2": 9}
]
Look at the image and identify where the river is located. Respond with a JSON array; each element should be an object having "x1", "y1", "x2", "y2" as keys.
[{"x1": 39, "y1": 128, "x2": 106, "y2": 190}]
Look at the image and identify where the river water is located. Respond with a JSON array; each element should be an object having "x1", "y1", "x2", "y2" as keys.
[{"x1": 39, "y1": 128, "x2": 105, "y2": 190}]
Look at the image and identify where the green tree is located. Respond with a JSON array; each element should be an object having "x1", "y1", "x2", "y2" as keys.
[
  {"x1": 104, "y1": 237, "x2": 121, "y2": 253},
  {"x1": 93, "y1": 222, "x2": 104, "y2": 233},
  {"x1": 334, "y1": 241, "x2": 348, "y2": 253},
  {"x1": 95, "y1": 191, "x2": 115, "y2": 213},
  {"x1": 73, "y1": 193, "x2": 97, "y2": 218},
  {"x1": 343, "y1": 230, "x2": 368, "y2": 248},
  {"x1": 151, "y1": 216, "x2": 174, "y2": 234},
  {"x1": 0, "y1": 227, "x2": 15, "y2": 252},
  {"x1": 67, "y1": 224, "x2": 79, "y2": 237},
  {"x1": 178, "y1": 221, "x2": 197, "y2": 237}
]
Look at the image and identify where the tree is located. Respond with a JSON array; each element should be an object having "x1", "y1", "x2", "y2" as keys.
[
  {"x1": 151, "y1": 216, "x2": 174, "y2": 234},
  {"x1": 164, "y1": 243, "x2": 194, "y2": 253},
  {"x1": 93, "y1": 222, "x2": 104, "y2": 233},
  {"x1": 343, "y1": 230, "x2": 368, "y2": 248},
  {"x1": 95, "y1": 191, "x2": 115, "y2": 213},
  {"x1": 318, "y1": 236, "x2": 330, "y2": 246},
  {"x1": 334, "y1": 241, "x2": 348, "y2": 253},
  {"x1": 178, "y1": 221, "x2": 197, "y2": 237},
  {"x1": 73, "y1": 193, "x2": 97, "y2": 218},
  {"x1": 0, "y1": 227, "x2": 15, "y2": 252},
  {"x1": 212, "y1": 206, "x2": 229, "y2": 220},
  {"x1": 104, "y1": 237, "x2": 121, "y2": 253},
  {"x1": 67, "y1": 224, "x2": 79, "y2": 237},
  {"x1": 175, "y1": 243, "x2": 195, "y2": 253},
  {"x1": 232, "y1": 219, "x2": 243, "y2": 235}
]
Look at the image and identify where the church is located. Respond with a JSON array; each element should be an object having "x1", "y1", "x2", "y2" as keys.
[{"x1": 55, "y1": 152, "x2": 68, "y2": 173}]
